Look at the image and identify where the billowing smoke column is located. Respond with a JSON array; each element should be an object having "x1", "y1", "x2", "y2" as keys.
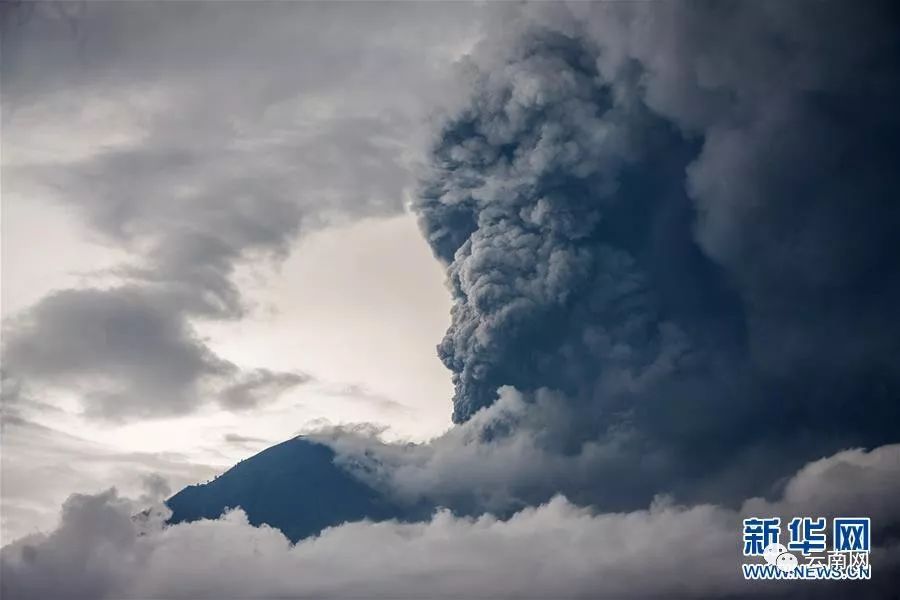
[
  {"x1": 417, "y1": 29, "x2": 703, "y2": 423},
  {"x1": 414, "y1": 1, "x2": 900, "y2": 502}
]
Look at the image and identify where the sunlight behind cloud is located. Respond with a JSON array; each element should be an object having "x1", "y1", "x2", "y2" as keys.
[{"x1": 197, "y1": 213, "x2": 454, "y2": 442}]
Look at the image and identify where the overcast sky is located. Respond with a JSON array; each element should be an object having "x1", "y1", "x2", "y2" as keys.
[
  {"x1": 1, "y1": 1, "x2": 484, "y2": 540},
  {"x1": 2, "y1": 2, "x2": 900, "y2": 598}
]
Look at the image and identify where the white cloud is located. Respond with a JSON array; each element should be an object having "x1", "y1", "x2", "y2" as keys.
[
  {"x1": 3, "y1": 444, "x2": 899, "y2": 599},
  {"x1": 0, "y1": 417, "x2": 218, "y2": 543}
]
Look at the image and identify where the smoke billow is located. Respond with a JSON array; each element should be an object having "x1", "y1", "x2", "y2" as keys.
[
  {"x1": 411, "y1": 0, "x2": 900, "y2": 507},
  {"x1": 3, "y1": 2, "x2": 900, "y2": 597}
]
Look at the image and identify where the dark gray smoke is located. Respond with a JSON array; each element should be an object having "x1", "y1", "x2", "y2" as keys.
[
  {"x1": 4, "y1": 3, "x2": 900, "y2": 597},
  {"x1": 413, "y1": 1, "x2": 900, "y2": 506}
]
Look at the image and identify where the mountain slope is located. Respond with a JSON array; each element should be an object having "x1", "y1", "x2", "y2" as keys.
[{"x1": 166, "y1": 436, "x2": 402, "y2": 542}]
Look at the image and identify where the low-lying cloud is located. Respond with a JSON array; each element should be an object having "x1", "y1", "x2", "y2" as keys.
[{"x1": 3, "y1": 444, "x2": 899, "y2": 599}]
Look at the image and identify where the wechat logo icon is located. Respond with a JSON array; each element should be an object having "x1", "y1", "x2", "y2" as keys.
[{"x1": 763, "y1": 543, "x2": 798, "y2": 573}]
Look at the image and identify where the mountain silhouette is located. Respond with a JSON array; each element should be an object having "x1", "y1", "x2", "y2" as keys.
[{"x1": 166, "y1": 436, "x2": 404, "y2": 542}]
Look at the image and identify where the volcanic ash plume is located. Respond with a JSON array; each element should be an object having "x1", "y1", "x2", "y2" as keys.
[{"x1": 413, "y1": 1, "x2": 900, "y2": 506}]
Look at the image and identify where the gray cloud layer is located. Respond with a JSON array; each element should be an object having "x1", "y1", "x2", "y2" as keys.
[
  {"x1": 3, "y1": 443, "x2": 899, "y2": 599},
  {"x1": 2, "y1": 2, "x2": 899, "y2": 597},
  {"x1": 1, "y1": 1, "x2": 480, "y2": 421},
  {"x1": 2, "y1": 286, "x2": 312, "y2": 419}
]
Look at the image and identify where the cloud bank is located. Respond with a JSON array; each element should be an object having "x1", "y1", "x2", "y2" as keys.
[{"x1": 3, "y1": 444, "x2": 900, "y2": 599}]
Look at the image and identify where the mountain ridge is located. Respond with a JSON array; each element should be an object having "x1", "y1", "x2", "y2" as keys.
[{"x1": 166, "y1": 436, "x2": 403, "y2": 542}]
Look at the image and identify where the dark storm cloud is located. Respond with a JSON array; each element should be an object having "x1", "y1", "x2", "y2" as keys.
[
  {"x1": 2, "y1": 287, "x2": 232, "y2": 419},
  {"x1": 1, "y1": 287, "x2": 310, "y2": 419},
  {"x1": 412, "y1": 0, "x2": 900, "y2": 508}
]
